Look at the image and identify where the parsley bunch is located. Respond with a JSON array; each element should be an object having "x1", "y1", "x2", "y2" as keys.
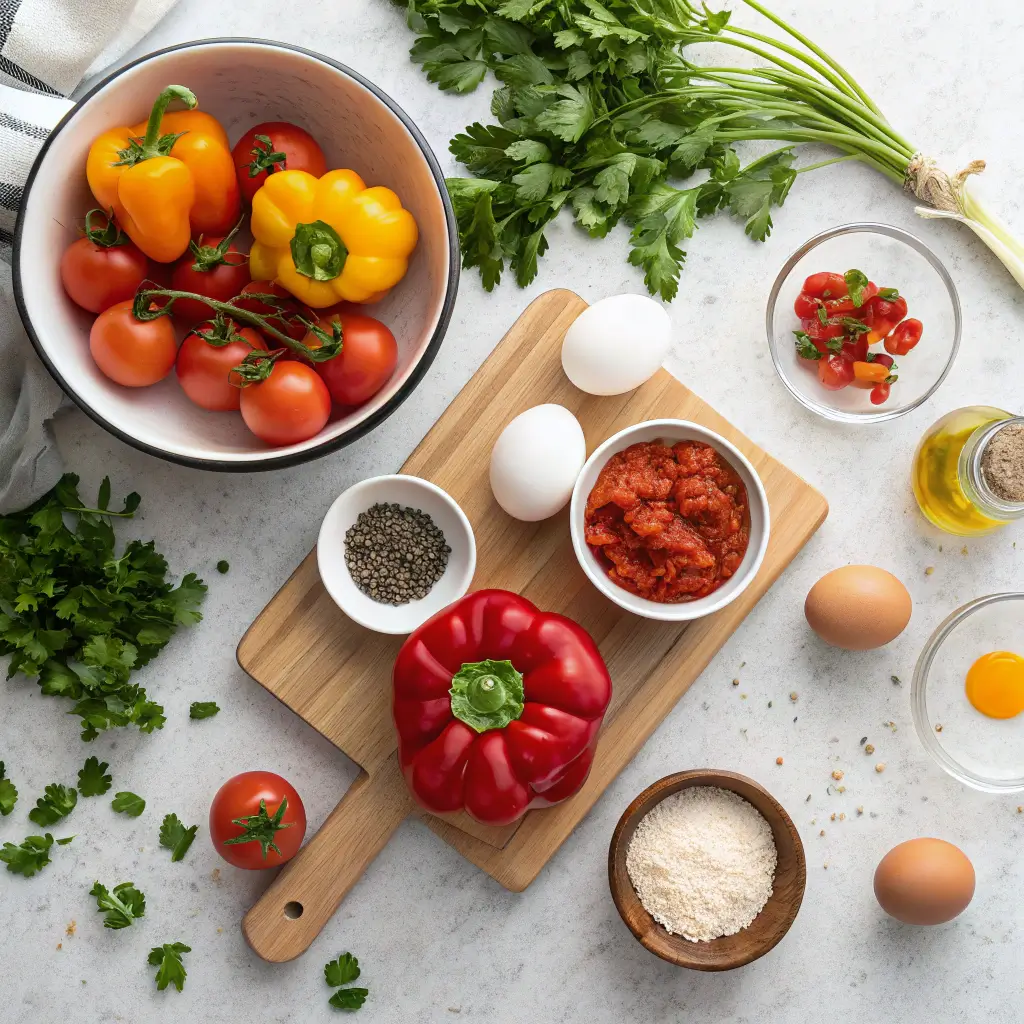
[
  {"x1": 401, "y1": 0, "x2": 922, "y2": 299},
  {"x1": 0, "y1": 475, "x2": 206, "y2": 740}
]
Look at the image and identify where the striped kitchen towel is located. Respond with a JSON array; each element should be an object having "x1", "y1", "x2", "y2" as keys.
[{"x1": 0, "y1": 0, "x2": 177, "y2": 512}]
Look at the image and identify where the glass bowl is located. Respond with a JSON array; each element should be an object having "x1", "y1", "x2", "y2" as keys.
[
  {"x1": 766, "y1": 223, "x2": 961, "y2": 424},
  {"x1": 912, "y1": 593, "x2": 1024, "y2": 792}
]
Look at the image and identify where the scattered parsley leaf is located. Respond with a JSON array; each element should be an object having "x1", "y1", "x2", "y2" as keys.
[
  {"x1": 325, "y1": 953, "x2": 361, "y2": 987},
  {"x1": 879, "y1": 286, "x2": 899, "y2": 301},
  {"x1": 825, "y1": 337, "x2": 844, "y2": 353},
  {"x1": 329, "y1": 988, "x2": 369, "y2": 1011},
  {"x1": 0, "y1": 475, "x2": 206, "y2": 739},
  {"x1": 159, "y1": 813, "x2": 198, "y2": 862},
  {"x1": 325, "y1": 952, "x2": 367, "y2": 1012},
  {"x1": 189, "y1": 701, "x2": 220, "y2": 720},
  {"x1": 78, "y1": 756, "x2": 112, "y2": 797},
  {"x1": 1, "y1": 833, "x2": 62, "y2": 876},
  {"x1": 90, "y1": 880, "x2": 146, "y2": 929},
  {"x1": 148, "y1": 943, "x2": 191, "y2": 992},
  {"x1": 216, "y1": 560, "x2": 229, "y2": 574},
  {"x1": 28, "y1": 784, "x2": 77, "y2": 826},
  {"x1": 0, "y1": 762, "x2": 17, "y2": 816},
  {"x1": 844, "y1": 268, "x2": 870, "y2": 306},
  {"x1": 111, "y1": 791, "x2": 145, "y2": 817}
]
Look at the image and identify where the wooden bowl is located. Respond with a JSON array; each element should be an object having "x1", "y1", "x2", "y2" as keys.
[{"x1": 608, "y1": 770, "x2": 806, "y2": 971}]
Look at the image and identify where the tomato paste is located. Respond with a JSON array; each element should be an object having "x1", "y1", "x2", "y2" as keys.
[{"x1": 584, "y1": 440, "x2": 750, "y2": 603}]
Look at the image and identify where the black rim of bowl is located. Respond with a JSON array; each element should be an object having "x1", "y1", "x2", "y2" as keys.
[{"x1": 13, "y1": 37, "x2": 460, "y2": 473}]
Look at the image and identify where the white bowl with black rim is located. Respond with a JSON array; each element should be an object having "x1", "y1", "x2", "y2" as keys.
[{"x1": 14, "y1": 39, "x2": 458, "y2": 470}]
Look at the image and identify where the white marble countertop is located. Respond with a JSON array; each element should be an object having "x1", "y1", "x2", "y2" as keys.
[{"x1": 6, "y1": 1, "x2": 1024, "y2": 1021}]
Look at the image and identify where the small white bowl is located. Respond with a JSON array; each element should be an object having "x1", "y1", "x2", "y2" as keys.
[
  {"x1": 569, "y1": 420, "x2": 770, "y2": 622},
  {"x1": 317, "y1": 475, "x2": 476, "y2": 635}
]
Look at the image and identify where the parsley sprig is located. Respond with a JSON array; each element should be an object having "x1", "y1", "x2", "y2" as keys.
[
  {"x1": 159, "y1": 813, "x2": 198, "y2": 862},
  {"x1": 0, "y1": 475, "x2": 206, "y2": 740},
  {"x1": 403, "y1": 0, "x2": 920, "y2": 300},
  {"x1": 28, "y1": 783, "x2": 77, "y2": 827},
  {"x1": 78, "y1": 756, "x2": 112, "y2": 797},
  {"x1": 91, "y1": 880, "x2": 146, "y2": 929},
  {"x1": 149, "y1": 942, "x2": 191, "y2": 992},
  {"x1": 0, "y1": 762, "x2": 17, "y2": 816},
  {"x1": 1, "y1": 833, "x2": 73, "y2": 876}
]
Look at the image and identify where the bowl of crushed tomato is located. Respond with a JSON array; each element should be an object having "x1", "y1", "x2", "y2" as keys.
[{"x1": 570, "y1": 420, "x2": 770, "y2": 622}]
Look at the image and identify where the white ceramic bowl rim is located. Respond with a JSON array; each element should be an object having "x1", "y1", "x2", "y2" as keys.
[
  {"x1": 12, "y1": 37, "x2": 460, "y2": 472},
  {"x1": 765, "y1": 221, "x2": 962, "y2": 425},
  {"x1": 570, "y1": 419, "x2": 771, "y2": 622}
]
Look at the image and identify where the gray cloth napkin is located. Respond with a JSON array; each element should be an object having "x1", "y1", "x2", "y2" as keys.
[{"x1": 0, "y1": 0, "x2": 178, "y2": 513}]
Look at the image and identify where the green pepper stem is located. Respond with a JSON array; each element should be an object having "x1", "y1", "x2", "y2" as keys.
[
  {"x1": 449, "y1": 659, "x2": 525, "y2": 734},
  {"x1": 140, "y1": 85, "x2": 197, "y2": 156}
]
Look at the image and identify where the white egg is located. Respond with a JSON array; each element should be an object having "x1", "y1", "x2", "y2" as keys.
[
  {"x1": 561, "y1": 293, "x2": 671, "y2": 396},
  {"x1": 489, "y1": 405, "x2": 586, "y2": 522}
]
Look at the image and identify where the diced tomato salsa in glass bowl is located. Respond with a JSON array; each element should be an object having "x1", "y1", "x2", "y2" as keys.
[
  {"x1": 767, "y1": 224, "x2": 961, "y2": 424},
  {"x1": 570, "y1": 420, "x2": 770, "y2": 623}
]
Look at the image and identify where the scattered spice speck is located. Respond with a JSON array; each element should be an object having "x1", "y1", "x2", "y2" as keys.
[
  {"x1": 831, "y1": 769, "x2": 844, "y2": 781},
  {"x1": 56, "y1": 942, "x2": 62, "y2": 950},
  {"x1": 935, "y1": 724, "x2": 943, "y2": 733},
  {"x1": 839, "y1": 812, "x2": 846, "y2": 821},
  {"x1": 1017, "y1": 807, "x2": 1023, "y2": 814},
  {"x1": 776, "y1": 757, "x2": 784, "y2": 765},
  {"x1": 860, "y1": 736, "x2": 867, "y2": 746},
  {"x1": 805, "y1": 794, "x2": 812, "y2": 802},
  {"x1": 66, "y1": 921, "x2": 76, "y2": 937},
  {"x1": 891, "y1": 675, "x2": 902, "y2": 686},
  {"x1": 961, "y1": 545, "x2": 969, "y2": 555},
  {"x1": 856, "y1": 806, "x2": 864, "y2": 816},
  {"x1": 216, "y1": 559, "x2": 229, "y2": 574},
  {"x1": 789, "y1": 691, "x2": 798, "y2": 702},
  {"x1": 823, "y1": 862, "x2": 829, "y2": 870},
  {"x1": 875, "y1": 763, "x2": 886, "y2": 773},
  {"x1": 819, "y1": 829, "x2": 825, "y2": 837},
  {"x1": 767, "y1": 700, "x2": 772, "y2": 707},
  {"x1": 830, "y1": 813, "x2": 836, "y2": 822},
  {"x1": 925, "y1": 566, "x2": 935, "y2": 576},
  {"x1": 865, "y1": 743, "x2": 875, "y2": 755},
  {"x1": 837, "y1": 785, "x2": 846, "y2": 793},
  {"x1": 741, "y1": 693, "x2": 748, "y2": 700},
  {"x1": 732, "y1": 678, "x2": 740, "y2": 686}
]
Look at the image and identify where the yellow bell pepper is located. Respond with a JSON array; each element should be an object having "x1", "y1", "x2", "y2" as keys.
[{"x1": 248, "y1": 169, "x2": 418, "y2": 307}]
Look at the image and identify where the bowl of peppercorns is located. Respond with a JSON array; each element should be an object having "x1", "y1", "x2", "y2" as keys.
[{"x1": 317, "y1": 474, "x2": 476, "y2": 634}]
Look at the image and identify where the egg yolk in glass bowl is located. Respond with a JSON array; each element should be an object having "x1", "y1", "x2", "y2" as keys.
[{"x1": 965, "y1": 651, "x2": 1024, "y2": 719}]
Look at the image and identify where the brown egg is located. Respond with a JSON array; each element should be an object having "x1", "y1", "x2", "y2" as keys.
[
  {"x1": 874, "y1": 838, "x2": 975, "y2": 925},
  {"x1": 804, "y1": 565, "x2": 911, "y2": 650}
]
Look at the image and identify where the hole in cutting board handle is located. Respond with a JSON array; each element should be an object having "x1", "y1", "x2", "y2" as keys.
[{"x1": 283, "y1": 901, "x2": 304, "y2": 920}]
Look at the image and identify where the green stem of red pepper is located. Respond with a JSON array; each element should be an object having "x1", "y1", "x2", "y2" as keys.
[{"x1": 449, "y1": 659, "x2": 525, "y2": 733}]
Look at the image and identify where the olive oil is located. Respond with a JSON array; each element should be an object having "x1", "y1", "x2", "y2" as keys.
[{"x1": 912, "y1": 407, "x2": 1013, "y2": 535}]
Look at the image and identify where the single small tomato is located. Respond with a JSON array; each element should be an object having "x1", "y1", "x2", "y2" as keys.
[
  {"x1": 232, "y1": 122, "x2": 328, "y2": 203},
  {"x1": 234, "y1": 281, "x2": 313, "y2": 341},
  {"x1": 793, "y1": 291, "x2": 820, "y2": 319},
  {"x1": 873, "y1": 353, "x2": 895, "y2": 370},
  {"x1": 209, "y1": 771, "x2": 306, "y2": 870},
  {"x1": 310, "y1": 311, "x2": 398, "y2": 406},
  {"x1": 818, "y1": 352, "x2": 854, "y2": 390},
  {"x1": 800, "y1": 316, "x2": 844, "y2": 342},
  {"x1": 870, "y1": 382, "x2": 891, "y2": 405},
  {"x1": 89, "y1": 300, "x2": 177, "y2": 387},
  {"x1": 803, "y1": 272, "x2": 848, "y2": 299},
  {"x1": 884, "y1": 318, "x2": 923, "y2": 356},
  {"x1": 239, "y1": 360, "x2": 332, "y2": 446},
  {"x1": 852, "y1": 360, "x2": 889, "y2": 384},
  {"x1": 176, "y1": 320, "x2": 268, "y2": 411},
  {"x1": 839, "y1": 334, "x2": 869, "y2": 363},
  {"x1": 862, "y1": 295, "x2": 908, "y2": 343},
  {"x1": 60, "y1": 212, "x2": 150, "y2": 313},
  {"x1": 170, "y1": 232, "x2": 251, "y2": 326}
]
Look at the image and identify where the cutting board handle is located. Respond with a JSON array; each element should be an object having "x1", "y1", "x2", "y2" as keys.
[{"x1": 242, "y1": 752, "x2": 413, "y2": 962}]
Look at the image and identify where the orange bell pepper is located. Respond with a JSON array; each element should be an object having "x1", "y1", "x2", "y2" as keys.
[{"x1": 87, "y1": 86, "x2": 240, "y2": 263}]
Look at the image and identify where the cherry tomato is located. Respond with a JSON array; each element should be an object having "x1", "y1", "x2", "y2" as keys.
[
  {"x1": 793, "y1": 291, "x2": 820, "y2": 319},
  {"x1": 235, "y1": 281, "x2": 313, "y2": 341},
  {"x1": 817, "y1": 353, "x2": 853, "y2": 390},
  {"x1": 884, "y1": 318, "x2": 923, "y2": 356},
  {"x1": 176, "y1": 322, "x2": 267, "y2": 411},
  {"x1": 209, "y1": 771, "x2": 306, "y2": 870},
  {"x1": 839, "y1": 335, "x2": 869, "y2": 362},
  {"x1": 89, "y1": 300, "x2": 177, "y2": 387},
  {"x1": 800, "y1": 316, "x2": 844, "y2": 342},
  {"x1": 870, "y1": 382, "x2": 891, "y2": 405},
  {"x1": 824, "y1": 282, "x2": 878, "y2": 316},
  {"x1": 60, "y1": 214, "x2": 150, "y2": 313},
  {"x1": 853, "y1": 360, "x2": 889, "y2": 385},
  {"x1": 170, "y1": 234, "x2": 251, "y2": 326},
  {"x1": 310, "y1": 311, "x2": 398, "y2": 407},
  {"x1": 239, "y1": 360, "x2": 332, "y2": 446},
  {"x1": 232, "y1": 122, "x2": 328, "y2": 203},
  {"x1": 803, "y1": 272, "x2": 848, "y2": 299},
  {"x1": 862, "y1": 295, "x2": 907, "y2": 343},
  {"x1": 873, "y1": 353, "x2": 895, "y2": 370}
]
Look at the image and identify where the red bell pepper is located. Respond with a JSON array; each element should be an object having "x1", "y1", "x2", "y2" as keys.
[{"x1": 392, "y1": 589, "x2": 613, "y2": 826}]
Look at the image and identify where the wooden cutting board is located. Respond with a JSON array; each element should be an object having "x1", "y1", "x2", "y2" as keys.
[{"x1": 237, "y1": 289, "x2": 828, "y2": 962}]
